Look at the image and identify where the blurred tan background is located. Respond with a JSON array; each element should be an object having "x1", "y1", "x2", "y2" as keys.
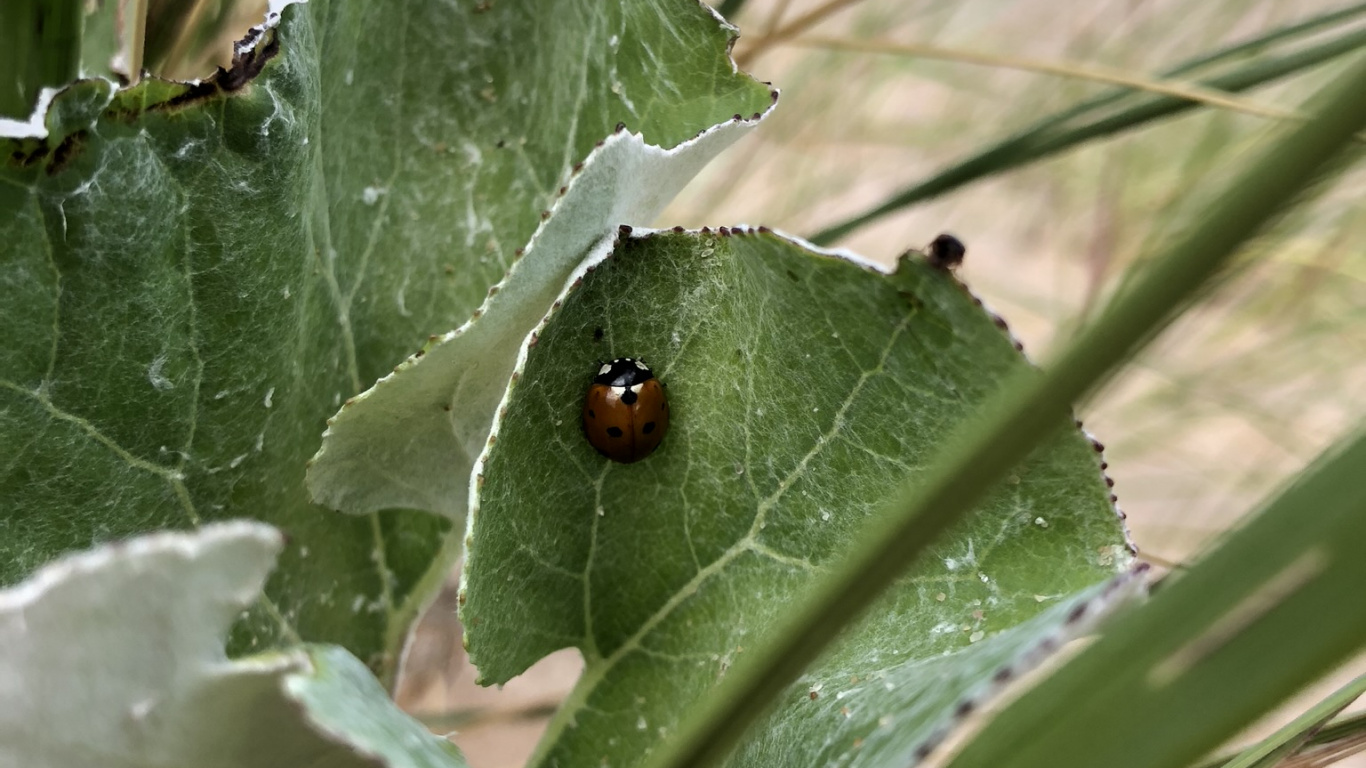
[{"x1": 386, "y1": 0, "x2": 1366, "y2": 765}]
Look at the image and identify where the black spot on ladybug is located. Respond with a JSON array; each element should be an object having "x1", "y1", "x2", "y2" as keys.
[
  {"x1": 606, "y1": 426, "x2": 623, "y2": 438},
  {"x1": 588, "y1": 409, "x2": 596, "y2": 419},
  {"x1": 620, "y1": 388, "x2": 638, "y2": 405},
  {"x1": 927, "y1": 233, "x2": 966, "y2": 269},
  {"x1": 643, "y1": 422, "x2": 656, "y2": 434}
]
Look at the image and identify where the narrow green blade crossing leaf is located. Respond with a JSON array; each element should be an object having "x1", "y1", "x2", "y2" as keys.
[{"x1": 461, "y1": 228, "x2": 1134, "y2": 767}]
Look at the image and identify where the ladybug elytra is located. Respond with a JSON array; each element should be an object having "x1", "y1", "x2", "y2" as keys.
[{"x1": 582, "y1": 357, "x2": 669, "y2": 463}]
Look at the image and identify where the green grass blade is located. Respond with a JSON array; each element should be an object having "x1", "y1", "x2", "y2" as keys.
[
  {"x1": 648, "y1": 51, "x2": 1366, "y2": 768},
  {"x1": 1291, "y1": 710, "x2": 1366, "y2": 766},
  {"x1": 809, "y1": 11, "x2": 1366, "y2": 245},
  {"x1": 1163, "y1": 1, "x2": 1366, "y2": 76},
  {"x1": 1306, "y1": 710, "x2": 1366, "y2": 751},
  {"x1": 0, "y1": 0, "x2": 83, "y2": 119},
  {"x1": 1217, "y1": 674, "x2": 1366, "y2": 768},
  {"x1": 945, "y1": 428, "x2": 1366, "y2": 768}
]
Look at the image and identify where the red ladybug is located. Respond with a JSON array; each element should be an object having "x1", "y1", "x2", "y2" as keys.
[{"x1": 582, "y1": 357, "x2": 669, "y2": 463}]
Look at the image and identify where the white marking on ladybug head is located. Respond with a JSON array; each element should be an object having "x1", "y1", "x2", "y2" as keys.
[
  {"x1": 610, "y1": 386, "x2": 627, "y2": 395},
  {"x1": 630, "y1": 384, "x2": 643, "y2": 393},
  {"x1": 634, "y1": 360, "x2": 648, "y2": 370},
  {"x1": 599, "y1": 363, "x2": 612, "y2": 376}
]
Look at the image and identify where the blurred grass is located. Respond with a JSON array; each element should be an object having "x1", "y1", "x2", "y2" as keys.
[
  {"x1": 664, "y1": 0, "x2": 1366, "y2": 763},
  {"x1": 78, "y1": 0, "x2": 264, "y2": 83}
]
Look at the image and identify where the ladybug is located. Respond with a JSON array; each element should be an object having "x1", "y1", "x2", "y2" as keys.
[{"x1": 582, "y1": 357, "x2": 669, "y2": 463}]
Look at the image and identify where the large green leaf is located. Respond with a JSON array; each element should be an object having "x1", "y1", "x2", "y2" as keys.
[
  {"x1": 0, "y1": 521, "x2": 466, "y2": 768},
  {"x1": 460, "y1": 228, "x2": 1134, "y2": 767},
  {"x1": 0, "y1": 0, "x2": 772, "y2": 677}
]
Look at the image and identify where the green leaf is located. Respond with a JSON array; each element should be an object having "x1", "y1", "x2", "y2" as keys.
[
  {"x1": 945, "y1": 426, "x2": 1366, "y2": 768},
  {"x1": 0, "y1": 522, "x2": 466, "y2": 768},
  {"x1": 0, "y1": 11, "x2": 435, "y2": 674},
  {"x1": 460, "y1": 228, "x2": 1133, "y2": 767},
  {"x1": 1, "y1": 0, "x2": 772, "y2": 678}
]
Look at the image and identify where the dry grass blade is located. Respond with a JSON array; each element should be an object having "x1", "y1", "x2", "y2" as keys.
[
  {"x1": 788, "y1": 36, "x2": 1301, "y2": 121},
  {"x1": 733, "y1": 0, "x2": 867, "y2": 67}
]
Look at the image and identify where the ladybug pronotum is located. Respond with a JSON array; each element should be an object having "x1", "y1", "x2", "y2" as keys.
[{"x1": 582, "y1": 357, "x2": 669, "y2": 463}]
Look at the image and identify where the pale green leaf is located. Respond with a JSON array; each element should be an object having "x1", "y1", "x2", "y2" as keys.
[
  {"x1": 461, "y1": 229, "x2": 1134, "y2": 767},
  {"x1": 0, "y1": 522, "x2": 466, "y2": 768},
  {"x1": 286, "y1": 644, "x2": 469, "y2": 768}
]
